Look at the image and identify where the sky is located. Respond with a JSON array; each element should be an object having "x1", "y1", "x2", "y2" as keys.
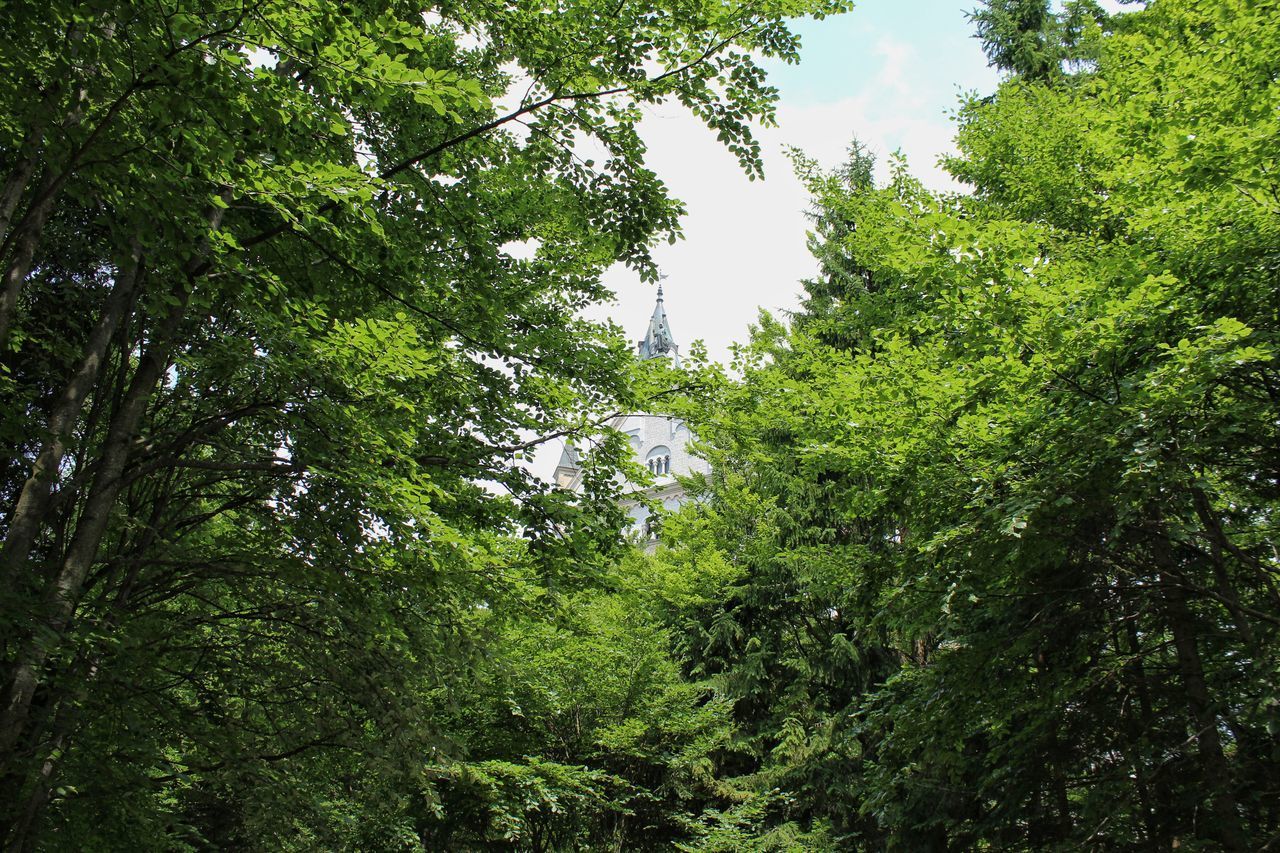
[
  {"x1": 589, "y1": 0, "x2": 1004, "y2": 366},
  {"x1": 531, "y1": 1, "x2": 1007, "y2": 477}
]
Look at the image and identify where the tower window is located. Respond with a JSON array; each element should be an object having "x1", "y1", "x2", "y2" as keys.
[
  {"x1": 646, "y1": 455, "x2": 670, "y2": 475},
  {"x1": 646, "y1": 446, "x2": 672, "y2": 477}
]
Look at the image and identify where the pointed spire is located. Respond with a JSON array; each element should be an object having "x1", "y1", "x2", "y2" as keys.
[
  {"x1": 555, "y1": 443, "x2": 579, "y2": 471},
  {"x1": 637, "y1": 276, "x2": 679, "y2": 365},
  {"x1": 553, "y1": 443, "x2": 581, "y2": 488}
]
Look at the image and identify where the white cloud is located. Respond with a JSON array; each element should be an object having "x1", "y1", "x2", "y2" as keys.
[
  {"x1": 588, "y1": 86, "x2": 968, "y2": 370},
  {"x1": 871, "y1": 35, "x2": 919, "y2": 103}
]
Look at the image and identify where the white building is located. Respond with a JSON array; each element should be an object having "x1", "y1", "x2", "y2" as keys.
[{"x1": 553, "y1": 284, "x2": 709, "y2": 541}]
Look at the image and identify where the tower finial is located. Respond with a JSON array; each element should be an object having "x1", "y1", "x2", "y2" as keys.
[{"x1": 637, "y1": 275, "x2": 678, "y2": 364}]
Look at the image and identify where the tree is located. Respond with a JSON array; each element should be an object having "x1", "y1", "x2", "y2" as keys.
[
  {"x1": 0, "y1": 0, "x2": 847, "y2": 845},
  {"x1": 424, "y1": 551, "x2": 739, "y2": 850},
  {"x1": 664, "y1": 0, "x2": 1280, "y2": 847},
  {"x1": 969, "y1": 0, "x2": 1111, "y2": 82}
]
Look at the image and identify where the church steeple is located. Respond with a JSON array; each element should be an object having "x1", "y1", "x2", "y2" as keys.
[{"x1": 637, "y1": 280, "x2": 679, "y2": 365}]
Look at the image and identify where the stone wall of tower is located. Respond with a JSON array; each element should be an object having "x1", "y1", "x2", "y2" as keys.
[
  {"x1": 617, "y1": 413, "x2": 709, "y2": 532},
  {"x1": 550, "y1": 284, "x2": 707, "y2": 543}
]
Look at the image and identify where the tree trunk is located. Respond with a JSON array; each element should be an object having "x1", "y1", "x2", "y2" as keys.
[
  {"x1": 1118, "y1": 612, "x2": 1165, "y2": 850},
  {"x1": 5, "y1": 690, "x2": 75, "y2": 852},
  {"x1": 0, "y1": 280, "x2": 188, "y2": 767},
  {"x1": 0, "y1": 18, "x2": 138, "y2": 352},
  {"x1": 0, "y1": 193, "x2": 225, "y2": 810},
  {"x1": 0, "y1": 170, "x2": 59, "y2": 352},
  {"x1": 0, "y1": 115, "x2": 50, "y2": 252},
  {"x1": 1, "y1": 242, "x2": 143, "y2": 584},
  {"x1": 1160, "y1": 570, "x2": 1246, "y2": 852},
  {"x1": 1188, "y1": 486, "x2": 1262, "y2": 650}
]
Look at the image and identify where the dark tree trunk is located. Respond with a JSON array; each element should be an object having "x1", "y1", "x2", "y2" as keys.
[
  {"x1": 1, "y1": 242, "x2": 143, "y2": 584},
  {"x1": 1159, "y1": 570, "x2": 1246, "y2": 852}
]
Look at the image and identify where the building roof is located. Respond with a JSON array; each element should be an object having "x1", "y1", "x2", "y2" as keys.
[
  {"x1": 637, "y1": 283, "x2": 679, "y2": 364},
  {"x1": 555, "y1": 443, "x2": 580, "y2": 471}
]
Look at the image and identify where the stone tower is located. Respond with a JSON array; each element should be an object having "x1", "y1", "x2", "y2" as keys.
[{"x1": 553, "y1": 283, "x2": 709, "y2": 541}]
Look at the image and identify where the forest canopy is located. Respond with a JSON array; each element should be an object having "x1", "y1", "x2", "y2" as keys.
[
  {"x1": 2, "y1": 0, "x2": 1278, "y2": 849},
  {"x1": 0, "y1": 0, "x2": 844, "y2": 846},
  {"x1": 659, "y1": 0, "x2": 1280, "y2": 847}
]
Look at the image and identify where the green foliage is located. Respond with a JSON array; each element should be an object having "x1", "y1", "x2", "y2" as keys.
[
  {"x1": 7, "y1": 0, "x2": 1278, "y2": 848},
  {"x1": 969, "y1": 0, "x2": 1111, "y2": 81},
  {"x1": 663, "y1": 0, "x2": 1280, "y2": 848},
  {"x1": 0, "y1": 0, "x2": 844, "y2": 846},
  {"x1": 423, "y1": 554, "x2": 740, "y2": 849}
]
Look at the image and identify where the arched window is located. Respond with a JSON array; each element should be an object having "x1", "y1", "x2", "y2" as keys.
[{"x1": 646, "y1": 445, "x2": 672, "y2": 477}]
